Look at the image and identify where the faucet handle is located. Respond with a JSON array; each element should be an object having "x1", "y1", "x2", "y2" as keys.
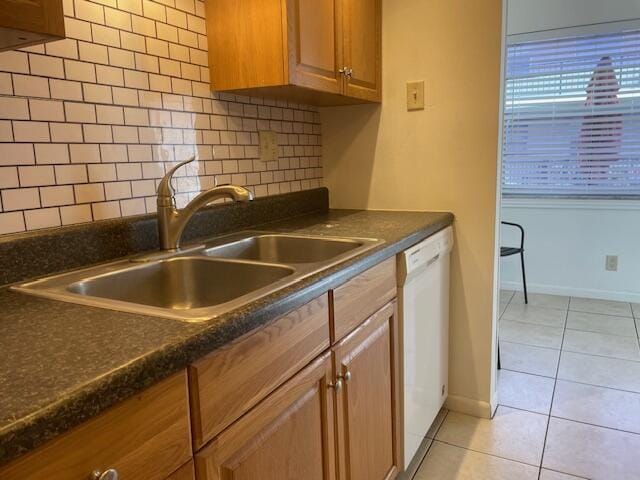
[{"x1": 157, "y1": 157, "x2": 196, "y2": 206}]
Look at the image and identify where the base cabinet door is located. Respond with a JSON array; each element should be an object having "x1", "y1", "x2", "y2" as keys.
[
  {"x1": 195, "y1": 352, "x2": 337, "y2": 480},
  {"x1": 333, "y1": 301, "x2": 401, "y2": 480}
]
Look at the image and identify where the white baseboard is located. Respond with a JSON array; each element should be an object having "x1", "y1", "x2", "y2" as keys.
[
  {"x1": 501, "y1": 280, "x2": 640, "y2": 304},
  {"x1": 445, "y1": 394, "x2": 493, "y2": 419}
]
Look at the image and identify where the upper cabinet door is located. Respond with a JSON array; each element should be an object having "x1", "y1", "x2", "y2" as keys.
[
  {"x1": 287, "y1": 0, "x2": 343, "y2": 94},
  {"x1": 0, "y1": 0, "x2": 65, "y2": 52},
  {"x1": 342, "y1": 0, "x2": 382, "y2": 102}
]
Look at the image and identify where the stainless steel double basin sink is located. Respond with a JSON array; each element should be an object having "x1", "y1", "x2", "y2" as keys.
[{"x1": 13, "y1": 233, "x2": 383, "y2": 322}]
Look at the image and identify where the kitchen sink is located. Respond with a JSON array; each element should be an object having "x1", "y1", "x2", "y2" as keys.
[
  {"x1": 13, "y1": 232, "x2": 383, "y2": 321},
  {"x1": 68, "y1": 257, "x2": 295, "y2": 310},
  {"x1": 204, "y1": 234, "x2": 366, "y2": 264}
]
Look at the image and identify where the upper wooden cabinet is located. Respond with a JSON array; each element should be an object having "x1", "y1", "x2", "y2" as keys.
[
  {"x1": 205, "y1": 0, "x2": 382, "y2": 105},
  {"x1": 0, "y1": 0, "x2": 65, "y2": 52}
]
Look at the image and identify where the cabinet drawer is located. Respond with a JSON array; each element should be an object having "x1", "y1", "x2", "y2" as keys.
[
  {"x1": 0, "y1": 371, "x2": 192, "y2": 480},
  {"x1": 332, "y1": 257, "x2": 397, "y2": 342},
  {"x1": 189, "y1": 294, "x2": 330, "y2": 448}
]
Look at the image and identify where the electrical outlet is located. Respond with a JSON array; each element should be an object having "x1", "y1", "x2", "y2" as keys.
[
  {"x1": 606, "y1": 255, "x2": 618, "y2": 272},
  {"x1": 259, "y1": 130, "x2": 279, "y2": 162}
]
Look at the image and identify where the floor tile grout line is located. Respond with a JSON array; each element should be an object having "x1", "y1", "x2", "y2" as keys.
[
  {"x1": 558, "y1": 347, "x2": 640, "y2": 364},
  {"x1": 501, "y1": 333, "x2": 640, "y2": 364},
  {"x1": 549, "y1": 413, "x2": 640, "y2": 438},
  {"x1": 428, "y1": 438, "x2": 543, "y2": 470},
  {"x1": 542, "y1": 467, "x2": 589, "y2": 480},
  {"x1": 564, "y1": 325, "x2": 639, "y2": 339},
  {"x1": 410, "y1": 410, "x2": 449, "y2": 480},
  {"x1": 537, "y1": 306, "x2": 569, "y2": 478},
  {"x1": 553, "y1": 376, "x2": 640, "y2": 396}
]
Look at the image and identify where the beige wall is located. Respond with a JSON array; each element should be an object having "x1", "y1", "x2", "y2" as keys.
[{"x1": 321, "y1": 0, "x2": 503, "y2": 414}]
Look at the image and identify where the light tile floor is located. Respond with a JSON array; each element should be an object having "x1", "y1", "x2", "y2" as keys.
[{"x1": 412, "y1": 291, "x2": 640, "y2": 480}]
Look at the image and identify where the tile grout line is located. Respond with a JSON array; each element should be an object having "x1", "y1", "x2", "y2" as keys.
[
  {"x1": 410, "y1": 409, "x2": 449, "y2": 480},
  {"x1": 537, "y1": 305, "x2": 569, "y2": 479}
]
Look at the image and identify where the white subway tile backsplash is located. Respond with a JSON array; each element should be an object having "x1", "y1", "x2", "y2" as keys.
[
  {"x1": 88, "y1": 163, "x2": 117, "y2": 182},
  {"x1": 0, "y1": 211, "x2": 25, "y2": 234},
  {"x1": 13, "y1": 75, "x2": 50, "y2": 98},
  {"x1": 60, "y1": 203, "x2": 92, "y2": 225},
  {"x1": 92, "y1": 24, "x2": 121, "y2": 47},
  {"x1": 78, "y1": 41, "x2": 109, "y2": 64},
  {"x1": 92, "y1": 200, "x2": 120, "y2": 219},
  {"x1": 24, "y1": 207, "x2": 61, "y2": 229},
  {"x1": 29, "y1": 99, "x2": 65, "y2": 121},
  {"x1": 0, "y1": 167, "x2": 19, "y2": 188},
  {"x1": 70, "y1": 144, "x2": 101, "y2": 163},
  {"x1": 83, "y1": 83, "x2": 113, "y2": 104},
  {"x1": 100, "y1": 144, "x2": 128, "y2": 162},
  {"x1": 40, "y1": 185, "x2": 75, "y2": 206},
  {"x1": 108, "y1": 47, "x2": 136, "y2": 69},
  {"x1": 0, "y1": 51, "x2": 29, "y2": 74},
  {"x1": 0, "y1": 97, "x2": 29, "y2": 120},
  {"x1": 50, "y1": 123, "x2": 84, "y2": 143},
  {"x1": 105, "y1": 180, "x2": 131, "y2": 199},
  {"x1": 75, "y1": 183, "x2": 105, "y2": 203},
  {"x1": 35, "y1": 144, "x2": 70, "y2": 164},
  {"x1": 55, "y1": 164, "x2": 88, "y2": 183},
  {"x1": 0, "y1": 0, "x2": 322, "y2": 233},
  {"x1": 65, "y1": 102, "x2": 96, "y2": 123},
  {"x1": 65, "y1": 18, "x2": 93, "y2": 42},
  {"x1": 13, "y1": 121, "x2": 51, "y2": 143},
  {"x1": 75, "y1": 0, "x2": 105, "y2": 25},
  {"x1": 64, "y1": 59, "x2": 96, "y2": 82},
  {"x1": 2, "y1": 188, "x2": 40, "y2": 210},
  {"x1": 29, "y1": 54, "x2": 65, "y2": 79},
  {"x1": 105, "y1": 7, "x2": 132, "y2": 31},
  {"x1": 19, "y1": 165, "x2": 56, "y2": 186},
  {"x1": 83, "y1": 124, "x2": 113, "y2": 143},
  {"x1": 96, "y1": 65, "x2": 125, "y2": 87},
  {"x1": 0, "y1": 73, "x2": 12, "y2": 95}
]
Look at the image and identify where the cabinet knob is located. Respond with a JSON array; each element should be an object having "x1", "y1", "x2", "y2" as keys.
[
  {"x1": 339, "y1": 371, "x2": 352, "y2": 382},
  {"x1": 328, "y1": 379, "x2": 343, "y2": 392},
  {"x1": 345, "y1": 68, "x2": 353, "y2": 79},
  {"x1": 91, "y1": 469, "x2": 119, "y2": 480}
]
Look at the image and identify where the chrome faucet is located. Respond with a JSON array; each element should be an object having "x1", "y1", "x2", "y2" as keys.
[{"x1": 157, "y1": 157, "x2": 253, "y2": 251}]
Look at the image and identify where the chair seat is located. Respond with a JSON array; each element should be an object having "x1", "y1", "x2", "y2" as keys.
[{"x1": 501, "y1": 247, "x2": 523, "y2": 257}]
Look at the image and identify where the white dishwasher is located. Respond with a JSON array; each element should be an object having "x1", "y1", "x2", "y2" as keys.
[{"x1": 397, "y1": 226, "x2": 453, "y2": 468}]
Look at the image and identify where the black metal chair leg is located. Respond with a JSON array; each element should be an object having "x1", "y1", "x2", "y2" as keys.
[{"x1": 520, "y1": 250, "x2": 528, "y2": 304}]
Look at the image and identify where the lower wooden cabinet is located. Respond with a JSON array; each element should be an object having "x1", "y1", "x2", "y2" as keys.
[
  {"x1": 333, "y1": 301, "x2": 401, "y2": 480},
  {"x1": 195, "y1": 352, "x2": 337, "y2": 480},
  {"x1": 0, "y1": 371, "x2": 193, "y2": 480}
]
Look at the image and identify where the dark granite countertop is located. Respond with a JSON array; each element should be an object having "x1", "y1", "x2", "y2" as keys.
[{"x1": 0, "y1": 208, "x2": 453, "y2": 467}]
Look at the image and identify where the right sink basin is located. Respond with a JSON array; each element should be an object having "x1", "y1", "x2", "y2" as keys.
[{"x1": 204, "y1": 234, "x2": 368, "y2": 264}]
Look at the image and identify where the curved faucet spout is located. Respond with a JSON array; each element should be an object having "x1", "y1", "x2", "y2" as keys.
[{"x1": 156, "y1": 158, "x2": 253, "y2": 251}]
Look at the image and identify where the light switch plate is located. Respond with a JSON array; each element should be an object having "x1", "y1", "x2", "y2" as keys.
[
  {"x1": 259, "y1": 130, "x2": 279, "y2": 162},
  {"x1": 407, "y1": 80, "x2": 425, "y2": 111}
]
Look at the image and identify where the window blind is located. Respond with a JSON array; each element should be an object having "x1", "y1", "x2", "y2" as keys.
[{"x1": 503, "y1": 30, "x2": 640, "y2": 197}]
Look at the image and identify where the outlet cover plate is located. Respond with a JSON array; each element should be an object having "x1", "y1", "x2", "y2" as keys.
[
  {"x1": 259, "y1": 130, "x2": 279, "y2": 162},
  {"x1": 606, "y1": 255, "x2": 618, "y2": 271},
  {"x1": 407, "y1": 80, "x2": 425, "y2": 111}
]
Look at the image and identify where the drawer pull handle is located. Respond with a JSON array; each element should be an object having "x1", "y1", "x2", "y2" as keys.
[
  {"x1": 91, "y1": 469, "x2": 119, "y2": 480},
  {"x1": 328, "y1": 379, "x2": 343, "y2": 392}
]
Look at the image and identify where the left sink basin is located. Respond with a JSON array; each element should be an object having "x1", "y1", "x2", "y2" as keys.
[
  {"x1": 14, "y1": 256, "x2": 296, "y2": 322},
  {"x1": 68, "y1": 257, "x2": 295, "y2": 310}
]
